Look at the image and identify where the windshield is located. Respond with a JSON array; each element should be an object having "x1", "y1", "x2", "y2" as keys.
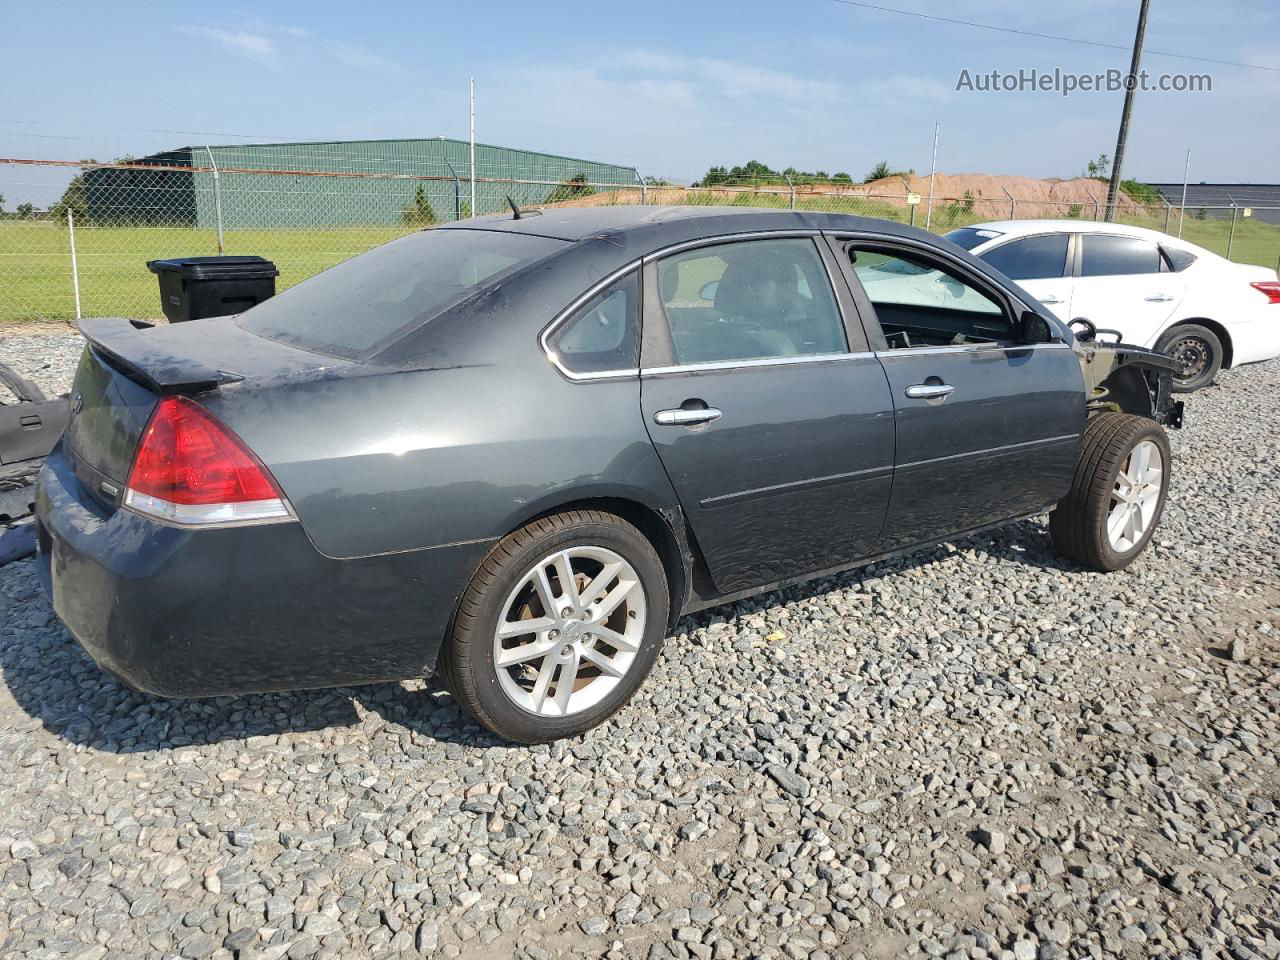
[
  {"x1": 240, "y1": 229, "x2": 566, "y2": 359},
  {"x1": 942, "y1": 226, "x2": 1004, "y2": 251}
]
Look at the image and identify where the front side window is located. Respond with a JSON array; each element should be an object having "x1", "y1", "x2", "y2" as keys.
[
  {"x1": 979, "y1": 234, "x2": 1070, "y2": 281},
  {"x1": 848, "y1": 246, "x2": 1010, "y2": 349},
  {"x1": 240, "y1": 228, "x2": 566, "y2": 358},
  {"x1": 655, "y1": 238, "x2": 846, "y2": 366},
  {"x1": 547, "y1": 272, "x2": 639, "y2": 374},
  {"x1": 1080, "y1": 235, "x2": 1162, "y2": 277}
]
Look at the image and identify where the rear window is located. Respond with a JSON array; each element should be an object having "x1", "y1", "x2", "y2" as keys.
[
  {"x1": 239, "y1": 229, "x2": 565, "y2": 358},
  {"x1": 943, "y1": 227, "x2": 1004, "y2": 251}
]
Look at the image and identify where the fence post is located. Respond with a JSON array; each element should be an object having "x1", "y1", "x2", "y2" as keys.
[
  {"x1": 637, "y1": 170, "x2": 648, "y2": 205},
  {"x1": 1002, "y1": 187, "x2": 1015, "y2": 220},
  {"x1": 786, "y1": 176, "x2": 795, "y2": 211},
  {"x1": 1161, "y1": 198, "x2": 1172, "y2": 233},
  {"x1": 205, "y1": 146, "x2": 225, "y2": 254},
  {"x1": 1226, "y1": 205, "x2": 1239, "y2": 261},
  {"x1": 1084, "y1": 189, "x2": 1099, "y2": 221},
  {"x1": 444, "y1": 158, "x2": 462, "y2": 221},
  {"x1": 67, "y1": 208, "x2": 82, "y2": 321}
]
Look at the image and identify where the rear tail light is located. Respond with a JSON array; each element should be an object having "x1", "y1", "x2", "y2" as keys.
[
  {"x1": 124, "y1": 395, "x2": 294, "y2": 526},
  {"x1": 1251, "y1": 281, "x2": 1280, "y2": 304}
]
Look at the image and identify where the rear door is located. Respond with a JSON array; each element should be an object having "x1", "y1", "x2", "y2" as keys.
[
  {"x1": 1069, "y1": 234, "x2": 1186, "y2": 344},
  {"x1": 834, "y1": 234, "x2": 1085, "y2": 551},
  {"x1": 639, "y1": 234, "x2": 896, "y2": 594},
  {"x1": 974, "y1": 232, "x2": 1074, "y2": 321}
]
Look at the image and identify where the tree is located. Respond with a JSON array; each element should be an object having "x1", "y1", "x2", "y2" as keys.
[
  {"x1": 1085, "y1": 153, "x2": 1110, "y2": 179},
  {"x1": 545, "y1": 173, "x2": 594, "y2": 204},
  {"x1": 864, "y1": 161, "x2": 893, "y2": 183},
  {"x1": 831, "y1": 172, "x2": 853, "y2": 185},
  {"x1": 16, "y1": 203, "x2": 33, "y2": 219},
  {"x1": 0, "y1": 193, "x2": 5, "y2": 213},
  {"x1": 402, "y1": 183, "x2": 437, "y2": 227},
  {"x1": 50, "y1": 159, "x2": 96, "y2": 223}
]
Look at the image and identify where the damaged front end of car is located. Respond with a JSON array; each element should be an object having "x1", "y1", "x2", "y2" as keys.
[{"x1": 1075, "y1": 341, "x2": 1185, "y2": 428}]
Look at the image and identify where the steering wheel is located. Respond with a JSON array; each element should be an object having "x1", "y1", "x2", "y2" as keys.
[{"x1": 1069, "y1": 317, "x2": 1097, "y2": 342}]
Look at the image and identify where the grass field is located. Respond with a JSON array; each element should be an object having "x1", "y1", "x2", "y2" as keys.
[
  {"x1": 2, "y1": 203, "x2": 1277, "y2": 325},
  {"x1": 0, "y1": 222, "x2": 413, "y2": 324}
]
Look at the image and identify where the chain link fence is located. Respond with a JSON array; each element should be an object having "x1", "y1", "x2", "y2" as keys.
[{"x1": 2, "y1": 157, "x2": 1278, "y2": 325}]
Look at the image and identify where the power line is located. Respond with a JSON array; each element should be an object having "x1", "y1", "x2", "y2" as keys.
[{"x1": 831, "y1": 0, "x2": 1280, "y2": 72}]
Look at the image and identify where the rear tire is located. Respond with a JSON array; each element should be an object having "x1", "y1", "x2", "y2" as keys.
[
  {"x1": 439, "y1": 510, "x2": 669, "y2": 743},
  {"x1": 1050, "y1": 413, "x2": 1171, "y2": 572},
  {"x1": 1156, "y1": 323, "x2": 1222, "y2": 393}
]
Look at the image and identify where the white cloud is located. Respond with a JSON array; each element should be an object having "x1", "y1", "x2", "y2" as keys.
[
  {"x1": 329, "y1": 42, "x2": 408, "y2": 78},
  {"x1": 619, "y1": 50, "x2": 840, "y2": 102},
  {"x1": 176, "y1": 26, "x2": 277, "y2": 61}
]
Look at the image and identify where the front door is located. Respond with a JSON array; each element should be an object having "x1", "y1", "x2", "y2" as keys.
[
  {"x1": 838, "y1": 237, "x2": 1085, "y2": 551},
  {"x1": 639, "y1": 235, "x2": 896, "y2": 594}
]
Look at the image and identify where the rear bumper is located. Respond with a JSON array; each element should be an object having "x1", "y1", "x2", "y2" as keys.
[
  {"x1": 1228, "y1": 319, "x2": 1280, "y2": 368},
  {"x1": 35, "y1": 443, "x2": 491, "y2": 697}
]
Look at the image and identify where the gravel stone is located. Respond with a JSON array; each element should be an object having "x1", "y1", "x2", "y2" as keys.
[{"x1": 2, "y1": 331, "x2": 1278, "y2": 959}]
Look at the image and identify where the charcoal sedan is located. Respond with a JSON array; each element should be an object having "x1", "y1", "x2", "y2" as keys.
[{"x1": 37, "y1": 207, "x2": 1183, "y2": 742}]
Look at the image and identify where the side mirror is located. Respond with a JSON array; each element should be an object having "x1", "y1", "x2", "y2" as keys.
[{"x1": 1018, "y1": 309, "x2": 1058, "y2": 344}]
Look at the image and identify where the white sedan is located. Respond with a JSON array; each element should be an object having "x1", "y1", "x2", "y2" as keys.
[{"x1": 944, "y1": 220, "x2": 1280, "y2": 391}]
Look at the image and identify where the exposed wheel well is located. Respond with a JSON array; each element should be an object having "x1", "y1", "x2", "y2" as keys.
[
  {"x1": 1161, "y1": 318, "x2": 1234, "y2": 368},
  {"x1": 523, "y1": 497, "x2": 695, "y2": 629}
]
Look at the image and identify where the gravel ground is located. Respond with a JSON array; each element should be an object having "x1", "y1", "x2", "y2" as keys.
[{"x1": 1, "y1": 332, "x2": 1277, "y2": 960}]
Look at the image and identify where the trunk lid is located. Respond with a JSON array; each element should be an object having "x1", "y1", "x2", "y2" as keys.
[{"x1": 65, "y1": 317, "x2": 350, "y2": 503}]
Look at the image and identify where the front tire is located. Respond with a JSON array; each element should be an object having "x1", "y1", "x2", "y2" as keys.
[
  {"x1": 1050, "y1": 413, "x2": 1171, "y2": 572},
  {"x1": 439, "y1": 510, "x2": 669, "y2": 743},
  {"x1": 1156, "y1": 323, "x2": 1222, "y2": 393}
]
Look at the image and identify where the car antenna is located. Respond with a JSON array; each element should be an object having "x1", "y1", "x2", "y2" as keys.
[{"x1": 506, "y1": 195, "x2": 542, "y2": 219}]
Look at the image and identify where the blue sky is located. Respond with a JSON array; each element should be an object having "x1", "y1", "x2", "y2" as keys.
[{"x1": 2, "y1": 0, "x2": 1277, "y2": 206}]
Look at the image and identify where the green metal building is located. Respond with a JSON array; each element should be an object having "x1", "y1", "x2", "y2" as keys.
[{"x1": 84, "y1": 138, "x2": 639, "y2": 228}]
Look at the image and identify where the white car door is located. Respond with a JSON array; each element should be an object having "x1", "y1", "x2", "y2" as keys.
[
  {"x1": 973, "y1": 233, "x2": 1074, "y2": 322},
  {"x1": 1069, "y1": 234, "x2": 1186, "y2": 345}
]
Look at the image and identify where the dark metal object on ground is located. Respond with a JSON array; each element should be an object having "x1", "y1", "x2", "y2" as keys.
[{"x1": 1, "y1": 361, "x2": 68, "y2": 526}]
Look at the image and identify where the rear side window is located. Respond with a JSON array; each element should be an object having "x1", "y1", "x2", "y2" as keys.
[
  {"x1": 942, "y1": 226, "x2": 1004, "y2": 251},
  {"x1": 1080, "y1": 235, "x2": 1162, "y2": 277},
  {"x1": 979, "y1": 234, "x2": 1070, "y2": 281},
  {"x1": 1161, "y1": 246, "x2": 1198, "y2": 272},
  {"x1": 240, "y1": 229, "x2": 565, "y2": 358},
  {"x1": 655, "y1": 238, "x2": 847, "y2": 366},
  {"x1": 547, "y1": 272, "x2": 639, "y2": 375}
]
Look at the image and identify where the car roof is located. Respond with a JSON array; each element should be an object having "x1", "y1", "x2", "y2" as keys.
[
  {"x1": 438, "y1": 204, "x2": 935, "y2": 251},
  {"x1": 963, "y1": 218, "x2": 1210, "y2": 251}
]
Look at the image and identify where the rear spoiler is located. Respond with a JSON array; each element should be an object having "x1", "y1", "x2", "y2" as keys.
[{"x1": 76, "y1": 318, "x2": 244, "y2": 394}]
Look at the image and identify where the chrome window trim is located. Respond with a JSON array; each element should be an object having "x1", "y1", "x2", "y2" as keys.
[
  {"x1": 539, "y1": 262, "x2": 643, "y2": 382},
  {"x1": 873, "y1": 342, "x2": 1074, "y2": 359},
  {"x1": 639, "y1": 229, "x2": 823, "y2": 263},
  {"x1": 642, "y1": 351, "x2": 874, "y2": 378}
]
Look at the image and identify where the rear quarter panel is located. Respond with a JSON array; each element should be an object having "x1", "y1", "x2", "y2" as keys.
[{"x1": 204, "y1": 339, "x2": 678, "y2": 561}]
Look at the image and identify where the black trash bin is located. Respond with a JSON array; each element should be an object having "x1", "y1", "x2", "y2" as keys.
[{"x1": 146, "y1": 256, "x2": 279, "y2": 324}]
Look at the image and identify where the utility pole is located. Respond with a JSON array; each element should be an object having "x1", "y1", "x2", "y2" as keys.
[
  {"x1": 469, "y1": 78, "x2": 477, "y2": 218},
  {"x1": 1177, "y1": 149, "x2": 1191, "y2": 238},
  {"x1": 1104, "y1": 0, "x2": 1151, "y2": 221},
  {"x1": 925, "y1": 121, "x2": 939, "y2": 230}
]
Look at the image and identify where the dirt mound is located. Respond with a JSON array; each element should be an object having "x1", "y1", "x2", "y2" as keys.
[{"x1": 547, "y1": 174, "x2": 1155, "y2": 221}]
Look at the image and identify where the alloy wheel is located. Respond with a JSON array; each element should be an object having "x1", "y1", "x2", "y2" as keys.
[
  {"x1": 1107, "y1": 439, "x2": 1164, "y2": 552},
  {"x1": 492, "y1": 546, "x2": 646, "y2": 717}
]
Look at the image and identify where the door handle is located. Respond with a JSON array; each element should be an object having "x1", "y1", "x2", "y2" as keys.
[
  {"x1": 904, "y1": 383, "x2": 955, "y2": 400},
  {"x1": 1144, "y1": 294, "x2": 1174, "y2": 302},
  {"x1": 654, "y1": 406, "x2": 722, "y2": 426},
  {"x1": 1039, "y1": 296, "x2": 1063, "y2": 305}
]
